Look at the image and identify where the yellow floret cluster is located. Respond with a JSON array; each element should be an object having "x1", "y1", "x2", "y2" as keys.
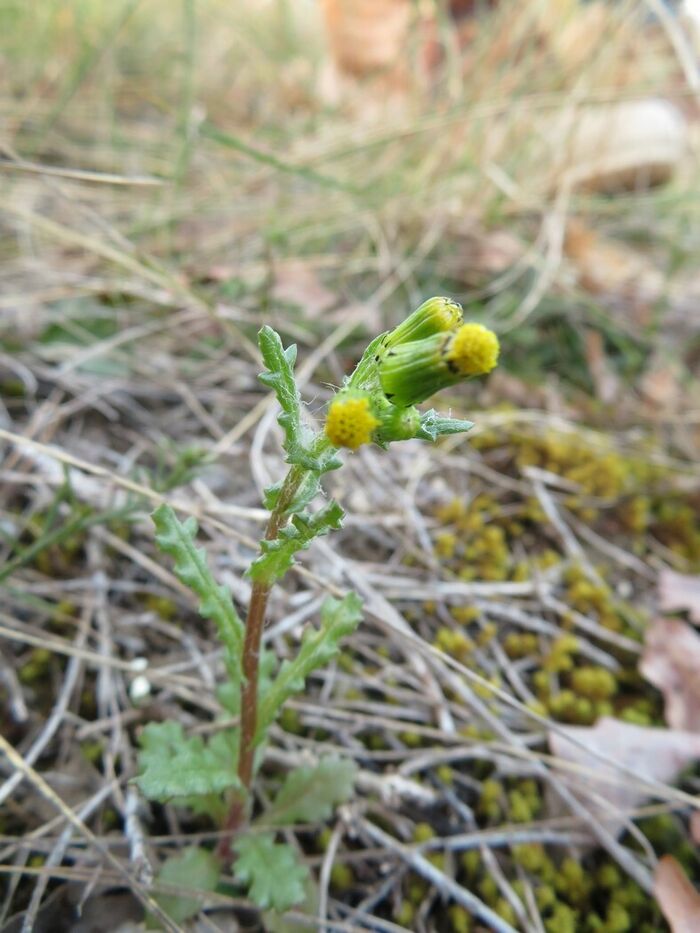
[
  {"x1": 324, "y1": 396, "x2": 379, "y2": 450},
  {"x1": 445, "y1": 323, "x2": 500, "y2": 377}
]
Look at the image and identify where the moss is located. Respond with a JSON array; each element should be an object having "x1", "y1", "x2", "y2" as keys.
[
  {"x1": 19, "y1": 648, "x2": 53, "y2": 684},
  {"x1": 80, "y1": 741, "x2": 103, "y2": 766},
  {"x1": 478, "y1": 875, "x2": 498, "y2": 905},
  {"x1": 504, "y1": 632, "x2": 539, "y2": 659},
  {"x1": 400, "y1": 731, "x2": 423, "y2": 748},
  {"x1": 604, "y1": 903, "x2": 631, "y2": 932},
  {"x1": 507, "y1": 789, "x2": 534, "y2": 823},
  {"x1": 413, "y1": 822, "x2": 435, "y2": 844},
  {"x1": 407, "y1": 878, "x2": 427, "y2": 905},
  {"x1": 495, "y1": 897, "x2": 517, "y2": 925},
  {"x1": 435, "y1": 627, "x2": 476, "y2": 662},
  {"x1": 571, "y1": 666, "x2": 617, "y2": 701},
  {"x1": 447, "y1": 904, "x2": 473, "y2": 933},
  {"x1": 451, "y1": 605, "x2": 480, "y2": 625},
  {"x1": 544, "y1": 902, "x2": 578, "y2": 933},
  {"x1": 330, "y1": 862, "x2": 354, "y2": 891},
  {"x1": 513, "y1": 843, "x2": 547, "y2": 872},
  {"x1": 555, "y1": 858, "x2": 591, "y2": 906},
  {"x1": 436, "y1": 764, "x2": 454, "y2": 785},
  {"x1": 460, "y1": 850, "x2": 481, "y2": 879}
]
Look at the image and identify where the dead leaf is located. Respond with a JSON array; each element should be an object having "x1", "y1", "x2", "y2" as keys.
[
  {"x1": 654, "y1": 855, "x2": 700, "y2": 933},
  {"x1": 320, "y1": 0, "x2": 411, "y2": 78},
  {"x1": 272, "y1": 260, "x2": 337, "y2": 319},
  {"x1": 659, "y1": 570, "x2": 700, "y2": 624},
  {"x1": 548, "y1": 717, "x2": 700, "y2": 836},
  {"x1": 640, "y1": 618, "x2": 700, "y2": 731}
]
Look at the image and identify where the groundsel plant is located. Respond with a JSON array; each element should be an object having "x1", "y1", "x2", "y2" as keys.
[{"x1": 135, "y1": 298, "x2": 499, "y2": 923}]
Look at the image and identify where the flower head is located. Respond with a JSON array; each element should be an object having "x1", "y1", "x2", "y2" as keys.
[
  {"x1": 378, "y1": 322, "x2": 500, "y2": 408},
  {"x1": 325, "y1": 391, "x2": 380, "y2": 450},
  {"x1": 445, "y1": 323, "x2": 499, "y2": 376}
]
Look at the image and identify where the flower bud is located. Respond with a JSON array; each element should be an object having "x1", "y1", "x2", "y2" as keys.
[
  {"x1": 324, "y1": 390, "x2": 423, "y2": 450},
  {"x1": 324, "y1": 390, "x2": 380, "y2": 450},
  {"x1": 378, "y1": 322, "x2": 499, "y2": 407},
  {"x1": 382, "y1": 296, "x2": 463, "y2": 351}
]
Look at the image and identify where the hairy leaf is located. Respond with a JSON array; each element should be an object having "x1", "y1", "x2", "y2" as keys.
[
  {"x1": 416, "y1": 409, "x2": 474, "y2": 442},
  {"x1": 150, "y1": 847, "x2": 220, "y2": 926},
  {"x1": 234, "y1": 834, "x2": 308, "y2": 912},
  {"x1": 248, "y1": 500, "x2": 344, "y2": 584},
  {"x1": 152, "y1": 505, "x2": 244, "y2": 683},
  {"x1": 135, "y1": 721, "x2": 241, "y2": 802},
  {"x1": 258, "y1": 326, "x2": 311, "y2": 465},
  {"x1": 256, "y1": 593, "x2": 363, "y2": 738},
  {"x1": 260, "y1": 756, "x2": 357, "y2": 825}
]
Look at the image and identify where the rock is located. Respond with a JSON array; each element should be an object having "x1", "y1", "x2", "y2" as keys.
[{"x1": 549, "y1": 98, "x2": 688, "y2": 193}]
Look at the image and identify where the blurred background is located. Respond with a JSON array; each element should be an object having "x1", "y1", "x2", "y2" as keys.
[{"x1": 2, "y1": 2, "x2": 700, "y2": 931}]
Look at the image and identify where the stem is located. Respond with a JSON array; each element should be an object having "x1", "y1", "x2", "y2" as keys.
[{"x1": 217, "y1": 463, "x2": 306, "y2": 860}]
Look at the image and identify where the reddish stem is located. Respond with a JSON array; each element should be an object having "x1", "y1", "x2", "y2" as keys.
[{"x1": 217, "y1": 465, "x2": 304, "y2": 862}]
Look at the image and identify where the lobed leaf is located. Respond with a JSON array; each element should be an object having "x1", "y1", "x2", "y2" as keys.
[
  {"x1": 416, "y1": 409, "x2": 474, "y2": 442},
  {"x1": 233, "y1": 833, "x2": 308, "y2": 912},
  {"x1": 135, "y1": 721, "x2": 241, "y2": 802},
  {"x1": 260, "y1": 756, "x2": 357, "y2": 826},
  {"x1": 256, "y1": 593, "x2": 363, "y2": 739},
  {"x1": 150, "y1": 847, "x2": 220, "y2": 926},
  {"x1": 152, "y1": 505, "x2": 244, "y2": 684},
  {"x1": 258, "y1": 325, "x2": 311, "y2": 465},
  {"x1": 247, "y1": 500, "x2": 344, "y2": 585}
]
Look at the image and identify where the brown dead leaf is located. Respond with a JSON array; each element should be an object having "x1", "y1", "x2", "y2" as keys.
[
  {"x1": 564, "y1": 219, "x2": 664, "y2": 325},
  {"x1": 272, "y1": 260, "x2": 337, "y2": 319},
  {"x1": 659, "y1": 570, "x2": 700, "y2": 624},
  {"x1": 654, "y1": 855, "x2": 700, "y2": 933},
  {"x1": 548, "y1": 717, "x2": 700, "y2": 836},
  {"x1": 640, "y1": 618, "x2": 700, "y2": 731}
]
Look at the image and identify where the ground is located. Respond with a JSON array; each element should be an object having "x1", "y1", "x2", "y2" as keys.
[{"x1": 1, "y1": 2, "x2": 700, "y2": 931}]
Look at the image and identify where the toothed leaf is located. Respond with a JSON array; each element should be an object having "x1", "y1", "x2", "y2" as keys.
[
  {"x1": 248, "y1": 500, "x2": 344, "y2": 584},
  {"x1": 150, "y1": 847, "x2": 220, "y2": 926},
  {"x1": 258, "y1": 326, "x2": 312, "y2": 465},
  {"x1": 152, "y1": 505, "x2": 243, "y2": 684},
  {"x1": 135, "y1": 721, "x2": 241, "y2": 801},
  {"x1": 234, "y1": 834, "x2": 308, "y2": 912},
  {"x1": 256, "y1": 593, "x2": 362, "y2": 738},
  {"x1": 260, "y1": 756, "x2": 357, "y2": 825},
  {"x1": 416, "y1": 409, "x2": 474, "y2": 442}
]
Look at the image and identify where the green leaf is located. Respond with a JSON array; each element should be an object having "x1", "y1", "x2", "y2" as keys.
[
  {"x1": 416, "y1": 409, "x2": 474, "y2": 442},
  {"x1": 150, "y1": 847, "x2": 220, "y2": 926},
  {"x1": 135, "y1": 721, "x2": 241, "y2": 802},
  {"x1": 260, "y1": 757, "x2": 357, "y2": 826},
  {"x1": 234, "y1": 833, "x2": 308, "y2": 912},
  {"x1": 258, "y1": 327, "x2": 342, "y2": 474},
  {"x1": 258, "y1": 326, "x2": 311, "y2": 465},
  {"x1": 248, "y1": 500, "x2": 344, "y2": 584},
  {"x1": 256, "y1": 593, "x2": 363, "y2": 739},
  {"x1": 152, "y1": 505, "x2": 244, "y2": 684}
]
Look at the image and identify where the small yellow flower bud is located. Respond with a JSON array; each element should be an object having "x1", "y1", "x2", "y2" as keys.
[
  {"x1": 445, "y1": 323, "x2": 500, "y2": 376},
  {"x1": 378, "y1": 322, "x2": 500, "y2": 408},
  {"x1": 324, "y1": 392, "x2": 380, "y2": 450}
]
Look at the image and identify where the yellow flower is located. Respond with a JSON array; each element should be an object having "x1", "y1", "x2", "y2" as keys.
[
  {"x1": 325, "y1": 393, "x2": 380, "y2": 450},
  {"x1": 445, "y1": 323, "x2": 499, "y2": 376},
  {"x1": 378, "y1": 322, "x2": 500, "y2": 408}
]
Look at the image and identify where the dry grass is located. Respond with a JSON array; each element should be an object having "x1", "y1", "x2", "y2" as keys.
[{"x1": 2, "y1": 1, "x2": 700, "y2": 930}]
